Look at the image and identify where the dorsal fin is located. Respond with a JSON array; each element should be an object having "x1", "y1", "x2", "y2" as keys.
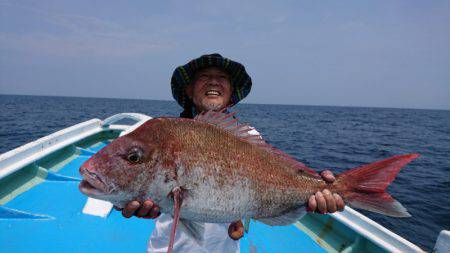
[{"x1": 194, "y1": 110, "x2": 319, "y2": 176}]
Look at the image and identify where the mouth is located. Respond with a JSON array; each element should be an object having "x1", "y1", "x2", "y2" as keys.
[
  {"x1": 205, "y1": 90, "x2": 221, "y2": 97},
  {"x1": 79, "y1": 167, "x2": 109, "y2": 196},
  {"x1": 79, "y1": 180, "x2": 105, "y2": 196}
]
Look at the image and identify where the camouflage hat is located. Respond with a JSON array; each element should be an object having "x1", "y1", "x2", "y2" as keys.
[{"x1": 171, "y1": 53, "x2": 252, "y2": 108}]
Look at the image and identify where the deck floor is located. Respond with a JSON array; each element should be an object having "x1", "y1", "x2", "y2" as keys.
[{"x1": 1, "y1": 140, "x2": 325, "y2": 252}]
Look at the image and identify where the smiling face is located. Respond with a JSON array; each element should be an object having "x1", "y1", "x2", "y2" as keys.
[{"x1": 186, "y1": 67, "x2": 232, "y2": 112}]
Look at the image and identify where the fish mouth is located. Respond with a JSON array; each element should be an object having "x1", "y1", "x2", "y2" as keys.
[
  {"x1": 79, "y1": 180, "x2": 106, "y2": 197},
  {"x1": 79, "y1": 167, "x2": 111, "y2": 197}
]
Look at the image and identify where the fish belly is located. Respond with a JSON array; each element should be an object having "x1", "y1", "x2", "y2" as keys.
[{"x1": 176, "y1": 166, "x2": 258, "y2": 223}]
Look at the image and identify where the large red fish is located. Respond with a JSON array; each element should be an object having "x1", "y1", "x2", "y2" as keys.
[{"x1": 79, "y1": 111, "x2": 418, "y2": 253}]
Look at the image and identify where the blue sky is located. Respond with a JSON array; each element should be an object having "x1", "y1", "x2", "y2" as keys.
[{"x1": 1, "y1": 0, "x2": 449, "y2": 110}]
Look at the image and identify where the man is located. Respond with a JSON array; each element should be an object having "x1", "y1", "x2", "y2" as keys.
[{"x1": 117, "y1": 54, "x2": 345, "y2": 252}]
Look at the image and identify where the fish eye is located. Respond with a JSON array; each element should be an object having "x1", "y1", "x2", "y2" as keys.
[{"x1": 127, "y1": 147, "x2": 143, "y2": 163}]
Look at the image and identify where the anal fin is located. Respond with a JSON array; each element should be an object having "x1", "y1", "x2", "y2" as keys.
[
  {"x1": 244, "y1": 217, "x2": 251, "y2": 233},
  {"x1": 257, "y1": 206, "x2": 306, "y2": 226}
]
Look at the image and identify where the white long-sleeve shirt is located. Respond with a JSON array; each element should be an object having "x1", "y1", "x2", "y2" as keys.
[{"x1": 147, "y1": 214, "x2": 240, "y2": 253}]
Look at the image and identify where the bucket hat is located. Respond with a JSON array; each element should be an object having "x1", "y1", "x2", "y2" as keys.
[{"x1": 171, "y1": 53, "x2": 252, "y2": 108}]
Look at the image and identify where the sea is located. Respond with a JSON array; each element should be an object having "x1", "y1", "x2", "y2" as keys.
[{"x1": 1, "y1": 94, "x2": 449, "y2": 251}]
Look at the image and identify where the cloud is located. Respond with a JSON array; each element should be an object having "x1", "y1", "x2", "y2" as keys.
[
  {"x1": 0, "y1": 2, "x2": 174, "y2": 58},
  {"x1": 0, "y1": 32, "x2": 172, "y2": 58}
]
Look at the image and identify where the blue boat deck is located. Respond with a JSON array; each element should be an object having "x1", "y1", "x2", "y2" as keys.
[{"x1": 0, "y1": 131, "x2": 326, "y2": 252}]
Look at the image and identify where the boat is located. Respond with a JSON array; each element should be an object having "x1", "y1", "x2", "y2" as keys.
[{"x1": 0, "y1": 113, "x2": 445, "y2": 252}]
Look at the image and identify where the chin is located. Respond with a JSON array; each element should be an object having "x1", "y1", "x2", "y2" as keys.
[
  {"x1": 201, "y1": 100, "x2": 225, "y2": 111},
  {"x1": 204, "y1": 103, "x2": 226, "y2": 111}
]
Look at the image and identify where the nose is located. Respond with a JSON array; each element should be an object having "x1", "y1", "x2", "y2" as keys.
[{"x1": 206, "y1": 78, "x2": 220, "y2": 86}]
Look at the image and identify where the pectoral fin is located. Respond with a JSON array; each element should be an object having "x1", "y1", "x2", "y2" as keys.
[{"x1": 167, "y1": 187, "x2": 184, "y2": 253}]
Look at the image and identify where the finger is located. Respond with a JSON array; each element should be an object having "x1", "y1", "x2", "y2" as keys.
[
  {"x1": 320, "y1": 170, "x2": 335, "y2": 183},
  {"x1": 147, "y1": 205, "x2": 161, "y2": 219},
  {"x1": 323, "y1": 189, "x2": 337, "y2": 213},
  {"x1": 334, "y1": 193, "x2": 345, "y2": 211},
  {"x1": 136, "y1": 200, "x2": 154, "y2": 217},
  {"x1": 307, "y1": 195, "x2": 317, "y2": 212},
  {"x1": 315, "y1": 191, "x2": 327, "y2": 214},
  {"x1": 113, "y1": 206, "x2": 122, "y2": 211},
  {"x1": 122, "y1": 201, "x2": 140, "y2": 218}
]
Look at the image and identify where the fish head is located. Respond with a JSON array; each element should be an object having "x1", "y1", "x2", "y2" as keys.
[{"x1": 79, "y1": 129, "x2": 162, "y2": 207}]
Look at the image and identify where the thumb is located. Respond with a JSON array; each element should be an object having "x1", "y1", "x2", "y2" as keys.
[
  {"x1": 228, "y1": 220, "x2": 244, "y2": 240},
  {"x1": 320, "y1": 170, "x2": 335, "y2": 183}
]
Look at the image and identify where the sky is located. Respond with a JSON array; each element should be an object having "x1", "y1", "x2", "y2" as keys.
[{"x1": 1, "y1": 0, "x2": 449, "y2": 110}]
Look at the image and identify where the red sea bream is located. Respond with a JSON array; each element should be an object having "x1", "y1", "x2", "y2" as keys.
[{"x1": 79, "y1": 111, "x2": 419, "y2": 253}]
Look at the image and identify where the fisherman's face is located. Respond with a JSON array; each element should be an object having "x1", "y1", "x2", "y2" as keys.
[{"x1": 186, "y1": 67, "x2": 232, "y2": 112}]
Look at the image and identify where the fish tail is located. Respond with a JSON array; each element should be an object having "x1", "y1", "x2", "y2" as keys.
[{"x1": 335, "y1": 154, "x2": 419, "y2": 217}]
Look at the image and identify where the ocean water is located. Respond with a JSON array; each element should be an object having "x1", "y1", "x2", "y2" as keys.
[{"x1": 1, "y1": 94, "x2": 449, "y2": 251}]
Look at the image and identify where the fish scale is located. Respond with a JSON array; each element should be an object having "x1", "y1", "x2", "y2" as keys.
[{"x1": 162, "y1": 119, "x2": 318, "y2": 220}]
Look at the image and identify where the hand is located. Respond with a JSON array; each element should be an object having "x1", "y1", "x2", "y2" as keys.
[
  {"x1": 228, "y1": 220, "x2": 244, "y2": 240},
  {"x1": 115, "y1": 200, "x2": 161, "y2": 219},
  {"x1": 307, "y1": 170, "x2": 345, "y2": 214}
]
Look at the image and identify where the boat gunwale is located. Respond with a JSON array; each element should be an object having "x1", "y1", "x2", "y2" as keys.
[
  {"x1": 330, "y1": 207, "x2": 425, "y2": 252},
  {"x1": 0, "y1": 113, "x2": 151, "y2": 181}
]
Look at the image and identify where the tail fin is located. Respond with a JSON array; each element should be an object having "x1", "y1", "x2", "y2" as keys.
[{"x1": 336, "y1": 154, "x2": 419, "y2": 217}]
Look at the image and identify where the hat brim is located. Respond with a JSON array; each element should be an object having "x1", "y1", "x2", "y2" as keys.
[{"x1": 171, "y1": 54, "x2": 252, "y2": 108}]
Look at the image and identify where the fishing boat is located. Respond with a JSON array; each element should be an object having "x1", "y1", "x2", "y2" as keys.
[{"x1": 0, "y1": 113, "x2": 446, "y2": 252}]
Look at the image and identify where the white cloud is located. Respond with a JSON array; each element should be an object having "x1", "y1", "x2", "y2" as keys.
[
  {"x1": 0, "y1": 2, "x2": 174, "y2": 58},
  {"x1": 0, "y1": 32, "x2": 173, "y2": 58}
]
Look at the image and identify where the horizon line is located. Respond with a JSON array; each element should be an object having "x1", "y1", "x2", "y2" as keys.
[{"x1": 1, "y1": 92, "x2": 449, "y2": 112}]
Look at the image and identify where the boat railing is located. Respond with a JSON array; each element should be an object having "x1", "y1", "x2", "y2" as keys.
[
  {"x1": 0, "y1": 113, "x2": 151, "y2": 181},
  {"x1": 331, "y1": 207, "x2": 425, "y2": 253},
  {"x1": 102, "y1": 113, "x2": 152, "y2": 137},
  {"x1": 102, "y1": 113, "x2": 151, "y2": 127}
]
